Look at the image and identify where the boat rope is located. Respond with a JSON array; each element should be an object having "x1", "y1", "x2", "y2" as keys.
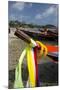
[{"x1": 14, "y1": 39, "x2": 48, "y2": 88}]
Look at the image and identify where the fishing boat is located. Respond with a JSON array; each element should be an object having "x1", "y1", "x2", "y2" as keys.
[
  {"x1": 20, "y1": 28, "x2": 58, "y2": 41},
  {"x1": 14, "y1": 29, "x2": 58, "y2": 62}
]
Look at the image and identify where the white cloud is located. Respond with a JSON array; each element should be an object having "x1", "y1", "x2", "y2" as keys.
[
  {"x1": 35, "y1": 13, "x2": 42, "y2": 19},
  {"x1": 35, "y1": 5, "x2": 58, "y2": 20},
  {"x1": 42, "y1": 6, "x2": 56, "y2": 17},
  {"x1": 12, "y1": 2, "x2": 32, "y2": 11},
  {"x1": 12, "y1": 2, "x2": 25, "y2": 11},
  {"x1": 19, "y1": 15, "x2": 30, "y2": 22},
  {"x1": 9, "y1": 13, "x2": 30, "y2": 22}
]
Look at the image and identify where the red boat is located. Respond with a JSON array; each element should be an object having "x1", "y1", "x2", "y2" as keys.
[{"x1": 46, "y1": 45, "x2": 58, "y2": 62}]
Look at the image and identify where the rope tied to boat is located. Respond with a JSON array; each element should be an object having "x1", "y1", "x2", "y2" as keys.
[{"x1": 14, "y1": 39, "x2": 48, "y2": 88}]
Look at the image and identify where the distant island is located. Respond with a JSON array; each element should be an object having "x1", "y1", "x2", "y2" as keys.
[{"x1": 9, "y1": 20, "x2": 57, "y2": 29}]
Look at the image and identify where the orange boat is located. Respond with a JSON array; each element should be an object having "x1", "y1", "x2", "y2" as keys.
[{"x1": 46, "y1": 45, "x2": 58, "y2": 62}]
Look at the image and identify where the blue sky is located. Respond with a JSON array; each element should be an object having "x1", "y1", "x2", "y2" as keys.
[{"x1": 8, "y1": 1, "x2": 58, "y2": 26}]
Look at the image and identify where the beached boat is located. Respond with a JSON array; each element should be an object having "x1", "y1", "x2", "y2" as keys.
[
  {"x1": 20, "y1": 28, "x2": 58, "y2": 41},
  {"x1": 14, "y1": 29, "x2": 58, "y2": 62}
]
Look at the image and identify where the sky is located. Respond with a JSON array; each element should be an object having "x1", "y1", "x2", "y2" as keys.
[{"x1": 8, "y1": 1, "x2": 58, "y2": 26}]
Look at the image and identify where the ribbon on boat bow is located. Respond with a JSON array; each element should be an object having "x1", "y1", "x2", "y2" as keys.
[
  {"x1": 14, "y1": 38, "x2": 48, "y2": 88},
  {"x1": 14, "y1": 29, "x2": 58, "y2": 88}
]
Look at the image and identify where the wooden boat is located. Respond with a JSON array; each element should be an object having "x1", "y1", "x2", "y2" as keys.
[
  {"x1": 20, "y1": 29, "x2": 58, "y2": 41},
  {"x1": 15, "y1": 29, "x2": 58, "y2": 62},
  {"x1": 47, "y1": 52, "x2": 58, "y2": 62}
]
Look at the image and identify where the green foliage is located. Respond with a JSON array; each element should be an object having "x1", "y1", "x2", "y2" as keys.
[{"x1": 9, "y1": 20, "x2": 56, "y2": 29}]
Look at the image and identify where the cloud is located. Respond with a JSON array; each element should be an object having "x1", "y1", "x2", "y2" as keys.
[
  {"x1": 12, "y1": 2, "x2": 25, "y2": 11},
  {"x1": 42, "y1": 6, "x2": 57, "y2": 17},
  {"x1": 9, "y1": 13, "x2": 30, "y2": 22},
  {"x1": 35, "y1": 5, "x2": 58, "y2": 20},
  {"x1": 19, "y1": 15, "x2": 30, "y2": 22},
  {"x1": 35, "y1": 13, "x2": 42, "y2": 19},
  {"x1": 12, "y1": 2, "x2": 32, "y2": 11}
]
